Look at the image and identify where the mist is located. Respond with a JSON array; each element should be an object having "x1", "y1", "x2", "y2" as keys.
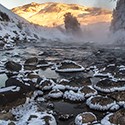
[{"x1": 93, "y1": 0, "x2": 116, "y2": 10}]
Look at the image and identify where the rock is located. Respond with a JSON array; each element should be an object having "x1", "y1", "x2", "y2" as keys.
[
  {"x1": 108, "y1": 91, "x2": 125, "y2": 106},
  {"x1": 86, "y1": 95, "x2": 118, "y2": 111},
  {"x1": 58, "y1": 79, "x2": 78, "y2": 91},
  {"x1": 94, "y1": 79, "x2": 125, "y2": 93},
  {"x1": 28, "y1": 115, "x2": 38, "y2": 121},
  {"x1": 5, "y1": 78, "x2": 35, "y2": 93},
  {"x1": 24, "y1": 57, "x2": 38, "y2": 65},
  {"x1": 0, "y1": 41, "x2": 4, "y2": 48},
  {"x1": 48, "y1": 89, "x2": 63, "y2": 99},
  {"x1": 55, "y1": 60, "x2": 85, "y2": 73},
  {"x1": 24, "y1": 57, "x2": 38, "y2": 70},
  {"x1": 37, "y1": 59, "x2": 50, "y2": 67},
  {"x1": 8, "y1": 122, "x2": 16, "y2": 125},
  {"x1": 36, "y1": 78, "x2": 55, "y2": 91},
  {"x1": 63, "y1": 90, "x2": 85, "y2": 102},
  {"x1": 5, "y1": 61, "x2": 22, "y2": 72},
  {"x1": 101, "y1": 109, "x2": 125, "y2": 125},
  {"x1": 0, "y1": 112, "x2": 14, "y2": 120},
  {"x1": 75, "y1": 112, "x2": 97, "y2": 125},
  {"x1": 79, "y1": 86, "x2": 97, "y2": 98},
  {"x1": 70, "y1": 77, "x2": 92, "y2": 86},
  {"x1": 59, "y1": 114, "x2": 73, "y2": 121},
  {"x1": 0, "y1": 86, "x2": 24, "y2": 105}
]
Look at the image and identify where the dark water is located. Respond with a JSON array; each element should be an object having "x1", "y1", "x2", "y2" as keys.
[{"x1": 52, "y1": 100, "x2": 104, "y2": 125}]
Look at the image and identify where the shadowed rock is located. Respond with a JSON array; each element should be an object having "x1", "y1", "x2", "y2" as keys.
[{"x1": 5, "y1": 61, "x2": 22, "y2": 72}]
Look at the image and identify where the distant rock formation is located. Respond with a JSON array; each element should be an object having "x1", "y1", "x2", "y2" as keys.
[
  {"x1": 64, "y1": 12, "x2": 82, "y2": 35},
  {"x1": 12, "y1": 2, "x2": 112, "y2": 27}
]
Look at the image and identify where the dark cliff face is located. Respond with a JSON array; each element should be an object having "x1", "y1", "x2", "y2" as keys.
[
  {"x1": 0, "y1": 11, "x2": 10, "y2": 21},
  {"x1": 111, "y1": 0, "x2": 125, "y2": 32}
]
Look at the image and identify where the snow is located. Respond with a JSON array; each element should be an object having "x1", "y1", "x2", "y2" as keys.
[
  {"x1": 63, "y1": 90, "x2": 85, "y2": 101},
  {"x1": 58, "y1": 79, "x2": 70, "y2": 83},
  {"x1": 0, "y1": 86, "x2": 20, "y2": 92},
  {"x1": 0, "y1": 120, "x2": 10, "y2": 125},
  {"x1": 39, "y1": 77, "x2": 55, "y2": 91},
  {"x1": 31, "y1": 90, "x2": 43, "y2": 101},
  {"x1": 101, "y1": 113, "x2": 115, "y2": 125},
  {"x1": 65, "y1": 85, "x2": 79, "y2": 91},
  {"x1": 52, "y1": 84, "x2": 66, "y2": 90},
  {"x1": 48, "y1": 89, "x2": 63, "y2": 98},
  {"x1": 93, "y1": 72, "x2": 113, "y2": 78}
]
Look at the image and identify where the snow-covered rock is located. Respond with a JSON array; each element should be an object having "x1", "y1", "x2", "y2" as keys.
[
  {"x1": 48, "y1": 89, "x2": 63, "y2": 99},
  {"x1": 86, "y1": 95, "x2": 119, "y2": 111},
  {"x1": 101, "y1": 109, "x2": 125, "y2": 125},
  {"x1": 75, "y1": 112, "x2": 97, "y2": 125},
  {"x1": 55, "y1": 60, "x2": 85, "y2": 73},
  {"x1": 94, "y1": 79, "x2": 125, "y2": 93},
  {"x1": 37, "y1": 77, "x2": 55, "y2": 91},
  {"x1": 79, "y1": 86, "x2": 97, "y2": 98},
  {"x1": 63, "y1": 90, "x2": 85, "y2": 101}
]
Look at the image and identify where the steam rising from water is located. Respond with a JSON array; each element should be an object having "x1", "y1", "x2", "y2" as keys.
[{"x1": 93, "y1": 0, "x2": 116, "y2": 10}]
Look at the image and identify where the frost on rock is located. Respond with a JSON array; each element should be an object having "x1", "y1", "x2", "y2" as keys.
[
  {"x1": 93, "y1": 72, "x2": 113, "y2": 79},
  {"x1": 86, "y1": 95, "x2": 118, "y2": 111},
  {"x1": 101, "y1": 113, "x2": 114, "y2": 125},
  {"x1": 94, "y1": 79, "x2": 125, "y2": 93},
  {"x1": 101, "y1": 109, "x2": 125, "y2": 125},
  {"x1": 75, "y1": 112, "x2": 97, "y2": 125},
  {"x1": 55, "y1": 60, "x2": 85, "y2": 73},
  {"x1": 63, "y1": 90, "x2": 84, "y2": 101},
  {"x1": 48, "y1": 89, "x2": 63, "y2": 99},
  {"x1": 52, "y1": 84, "x2": 66, "y2": 90},
  {"x1": 79, "y1": 86, "x2": 97, "y2": 98},
  {"x1": 58, "y1": 79, "x2": 70, "y2": 85},
  {"x1": 37, "y1": 77, "x2": 55, "y2": 91},
  {"x1": 31, "y1": 90, "x2": 43, "y2": 101},
  {"x1": 58, "y1": 78, "x2": 79, "y2": 91}
]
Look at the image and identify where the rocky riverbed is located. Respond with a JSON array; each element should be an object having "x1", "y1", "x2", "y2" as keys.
[{"x1": 0, "y1": 39, "x2": 125, "y2": 125}]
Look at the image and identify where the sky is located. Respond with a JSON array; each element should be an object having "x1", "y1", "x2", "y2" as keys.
[{"x1": 0, "y1": 0, "x2": 116, "y2": 10}]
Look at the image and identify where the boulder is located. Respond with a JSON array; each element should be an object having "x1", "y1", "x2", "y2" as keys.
[
  {"x1": 24, "y1": 57, "x2": 38, "y2": 65},
  {"x1": 5, "y1": 78, "x2": 35, "y2": 93},
  {"x1": 0, "y1": 112, "x2": 14, "y2": 120},
  {"x1": 5, "y1": 61, "x2": 22, "y2": 72},
  {"x1": 0, "y1": 86, "x2": 24, "y2": 105},
  {"x1": 24, "y1": 57, "x2": 38, "y2": 70}
]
